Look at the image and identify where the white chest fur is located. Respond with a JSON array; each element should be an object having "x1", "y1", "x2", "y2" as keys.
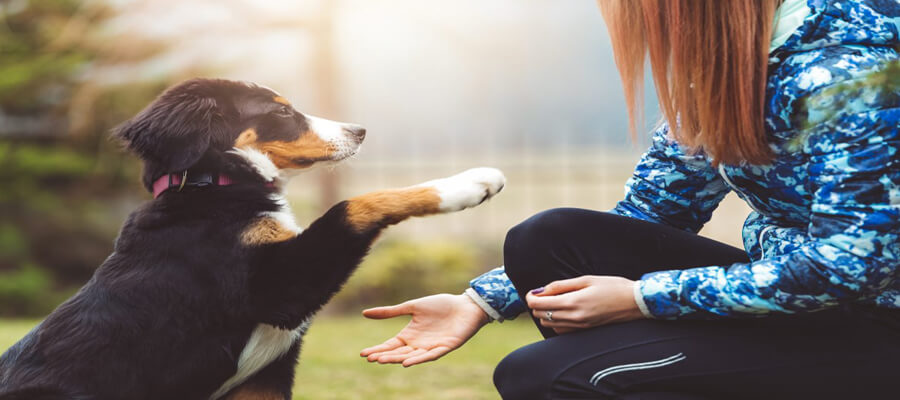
[{"x1": 210, "y1": 322, "x2": 310, "y2": 399}]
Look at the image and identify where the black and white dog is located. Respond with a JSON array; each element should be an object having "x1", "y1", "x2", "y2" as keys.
[{"x1": 0, "y1": 78, "x2": 504, "y2": 400}]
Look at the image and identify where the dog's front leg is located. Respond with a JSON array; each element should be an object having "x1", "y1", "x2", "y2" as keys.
[
  {"x1": 249, "y1": 168, "x2": 505, "y2": 330},
  {"x1": 344, "y1": 167, "x2": 506, "y2": 233}
]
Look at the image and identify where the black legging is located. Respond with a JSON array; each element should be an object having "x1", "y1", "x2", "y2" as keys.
[{"x1": 494, "y1": 208, "x2": 900, "y2": 400}]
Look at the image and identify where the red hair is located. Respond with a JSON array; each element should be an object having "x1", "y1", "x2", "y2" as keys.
[{"x1": 598, "y1": 0, "x2": 780, "y2": 165}]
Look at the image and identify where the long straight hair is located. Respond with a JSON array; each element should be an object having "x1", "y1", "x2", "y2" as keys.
[{"x1": 598, "y1": 0, "x2": 780, "y2": 165}]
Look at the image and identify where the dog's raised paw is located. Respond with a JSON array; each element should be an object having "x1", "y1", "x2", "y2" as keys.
[{"x1": 420, "y1": 167, "x2": 506, "y2": 212}]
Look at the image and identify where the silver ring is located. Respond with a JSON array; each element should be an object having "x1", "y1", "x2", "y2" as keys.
[{"x1": 545, "y1": 310, "x2": 554, "y2": 321}]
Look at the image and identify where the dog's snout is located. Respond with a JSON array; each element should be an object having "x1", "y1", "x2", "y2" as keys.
[{"x1": 343, "y1": 125, "x2": 366, "y2": 140}]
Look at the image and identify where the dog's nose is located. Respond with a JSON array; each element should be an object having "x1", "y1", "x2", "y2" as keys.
[{"x1": 343, "y1": 124, "x2": 366, "y2": 140}]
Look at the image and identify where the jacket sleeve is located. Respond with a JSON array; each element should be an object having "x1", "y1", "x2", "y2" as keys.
[
  {"x1": 611, "y1": 123, "x2": 731, "y2": 233},
  {"x1": 639, "y1": 106, "x2": 900, "y2": 318},
  {"x1": 469, "y1": 123, "x2": 732, "y2": 321},
  {"x1": 467, "y1": 266, "x2": 526, "y2": 321}
]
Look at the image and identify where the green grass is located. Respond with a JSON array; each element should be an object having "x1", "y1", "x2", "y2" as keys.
[{"x1": 0, "y1": 315, "x2": 541, "y2": 399}]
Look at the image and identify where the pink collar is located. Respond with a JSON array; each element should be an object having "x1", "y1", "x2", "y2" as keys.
[{"x1": 152, "y1": 171, "x2": 235, "y2": 198}]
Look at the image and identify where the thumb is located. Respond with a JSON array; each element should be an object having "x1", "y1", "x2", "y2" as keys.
[
  {"x1": 539, "y1": 276, "x2": 592, "y2": 296},
  {"x1": 362, "y1": 303, "x2": 413, "y2": 319}
]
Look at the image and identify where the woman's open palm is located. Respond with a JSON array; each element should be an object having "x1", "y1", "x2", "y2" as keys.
[{"x1": 360, "y1": 294, "x2": 489, "y2": 367}]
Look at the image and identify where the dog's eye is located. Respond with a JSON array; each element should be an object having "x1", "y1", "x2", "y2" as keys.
[{"x1": 274, "y1": 105, "x2": 293, "y2": 117}]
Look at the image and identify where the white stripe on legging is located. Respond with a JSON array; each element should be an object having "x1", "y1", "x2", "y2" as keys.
[{"x1": 590, "y1": 353, "x2": 687, "y2": 386}]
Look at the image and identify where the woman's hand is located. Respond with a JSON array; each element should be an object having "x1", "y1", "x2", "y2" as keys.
[
  {"x1": 360, "y1": 293, "x2": 490, "y2": 367},
  {"x1": 526, "y1": 276, "x2": 645, "y2": 334}
]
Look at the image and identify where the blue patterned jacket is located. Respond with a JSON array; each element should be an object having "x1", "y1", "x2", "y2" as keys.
[{"x1": 470, "y1": 0, "x2": 900, "y2": 320}]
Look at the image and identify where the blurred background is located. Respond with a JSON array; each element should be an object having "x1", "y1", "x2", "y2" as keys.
[{"x1": 0, "y1": 0, "x2": 751, "y2": 397}]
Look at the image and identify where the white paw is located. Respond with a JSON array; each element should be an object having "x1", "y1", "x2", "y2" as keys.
[{"x1": 420, "y1": 167, "x2": 506, "y2": 212}]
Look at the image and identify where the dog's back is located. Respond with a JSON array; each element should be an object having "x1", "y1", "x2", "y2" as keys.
[
  {"x1": 0, "y1": 387, "x2": 86, "y2": 400},
  {"x1": 0, "y1": 197, "x2": 268, "y2": 399},
  {"x1": 0, "y1": 343, "x2": 74, "y2": 399},
  {"x1": 0, "y1": 190, "x2": 274, "y2": 399}
]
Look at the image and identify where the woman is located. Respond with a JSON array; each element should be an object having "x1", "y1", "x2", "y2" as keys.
[{"x1": 361, "y1": 0, "x2": 900, "y2": 398}]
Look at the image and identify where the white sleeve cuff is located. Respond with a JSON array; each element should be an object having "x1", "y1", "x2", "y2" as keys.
[
  {"x1": 464, "y1": 287, "x2": 503, "y2": 323},
  {"x1": 633, "y1": 280, "x2": 654, "y2": 319}
]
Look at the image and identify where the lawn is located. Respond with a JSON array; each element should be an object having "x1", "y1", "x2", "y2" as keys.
[{"x1": 0, "y1": 315, "x2": 541, "y2": 399}]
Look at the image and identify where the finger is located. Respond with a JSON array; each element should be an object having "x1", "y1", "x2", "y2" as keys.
[
  {"x1": 526, "y1": 290, "x2": 580, "y2": 310},
  {"x1": 361, "y1": 337, "x2": 405, "y2": 357},
  {"x1": 531, "y1": 309, "x2": 578, "y2": 323},
  {"x1": 361, "y1": 337, "x2": 404, "y2": 357},
  {"x1": 379, "y1": 348, "x2": 425, "y2": 364},
  {"x1": 541, "y1": 276, "x2": 593, "y2": 296},
  {"x1": 362, "y1": 303, "x2": 413, "y2": 319},
  {"x1": 365, "y1": 345, "x2": 414, "y2": 362},
  {"x1": 367, "y1": 345, "x2": 415, "y2": 361},
  {"x1": 402, "y1": 346, "x2": 452, "y2": 367},
  {"x1": 553, "y1": 327, "x2": 578, "y2": 335},
  {"x1": 376, "y1": 348, "x2": 423, "y2": 364}
]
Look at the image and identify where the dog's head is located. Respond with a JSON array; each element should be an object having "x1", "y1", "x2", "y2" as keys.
[{"x1": 115, "y1": 78, "x2": 365, "y2": 190}]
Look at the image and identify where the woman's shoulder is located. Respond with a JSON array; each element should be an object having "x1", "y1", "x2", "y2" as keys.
[{"x1": 772, "y1": 0, "x2": 900, "y2": 56}]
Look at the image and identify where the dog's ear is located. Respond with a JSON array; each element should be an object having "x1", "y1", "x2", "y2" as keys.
[{"x1": 114, "y1": 80, "x2": 228, "y2": 178}]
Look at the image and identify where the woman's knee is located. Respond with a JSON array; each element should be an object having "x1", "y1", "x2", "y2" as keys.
[
  {"x1": 503, "y1": 208, "x2": 580, "y2": 276},
  {"x1": 493, "y1": 344, "x2": 556, "y2": 400},
  {"x1": 505, "y1": 208, "x2": 576, "y2": 247},
  {"x1": 504, "y1": 208, "x2": 626, "y2": 285}
]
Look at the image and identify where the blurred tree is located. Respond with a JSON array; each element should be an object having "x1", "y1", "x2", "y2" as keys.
[
  {"x1": 0, "y1": 0, "x2": 168, "y2": 316},
  {"x1": 1, "y1": 0, "x2": 100, "y2": 136}
]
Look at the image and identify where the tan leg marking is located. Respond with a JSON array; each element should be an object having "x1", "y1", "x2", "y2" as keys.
[
  {"x1": 345, "y1": 187, "x2": 442, "y2": 233},
  {"x1": 256, "y1": 132, "x2": 334, "y2": 169},
  {"x1": 222, "y1": 384, "x2": 286, "y2": 400},
  {"x1": 241, "y1": 217, "x2": 297, "y2": 246},
  {"x1": 235, "y1": 128, "x2": 258, "y2": 147},
  {"x1": 273, "y1": 96, "x2": 291, "y2": 106}
]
